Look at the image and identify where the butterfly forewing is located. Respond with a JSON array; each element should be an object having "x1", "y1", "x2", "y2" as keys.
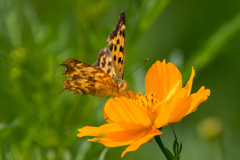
[{"x1": 107, "y1": 11, "x2": 126, "y2": 79}]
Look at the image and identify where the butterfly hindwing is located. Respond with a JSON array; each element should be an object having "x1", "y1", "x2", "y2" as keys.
[
  {"x1": 107, "y1": 11, "x2": 126, "y2": 79},
  {"x1": 61, "y1": 58, "x2": 118, "y2": 97}
]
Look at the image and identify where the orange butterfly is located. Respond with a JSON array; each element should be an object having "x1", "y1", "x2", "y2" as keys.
[{"x1": 61, "y1": 12, "x2": 127, "y2": 97}]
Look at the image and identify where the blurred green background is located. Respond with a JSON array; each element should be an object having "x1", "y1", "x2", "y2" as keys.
[{"x1": 1, "y1": 0, "x2": 240, "y2": 159}]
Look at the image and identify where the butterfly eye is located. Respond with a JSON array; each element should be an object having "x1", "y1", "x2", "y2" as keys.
[{"x1": 115, "y1": 79, "x2": 119, "y2": 84}]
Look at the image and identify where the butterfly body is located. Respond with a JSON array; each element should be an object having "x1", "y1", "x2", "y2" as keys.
[{"x1": 61, "y1": 12, "x2": 126, "y2": 97}]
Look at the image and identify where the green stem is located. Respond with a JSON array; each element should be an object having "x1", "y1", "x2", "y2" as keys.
[{"x1": 154, "y1": 135, "x2": 171, "y2": 160}]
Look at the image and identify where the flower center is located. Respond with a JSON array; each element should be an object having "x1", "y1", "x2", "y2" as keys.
[{"x1": 135, "y1": 92, "x2": 158, "y2": 111}]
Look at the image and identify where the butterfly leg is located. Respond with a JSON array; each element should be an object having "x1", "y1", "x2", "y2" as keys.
[
  {"x1": 125, "y1": 90, "x2": 130, "y2": 98},
  {"x1": 126, "y1": 84, "x2": 135, "y2": 93},
  {"x1": 119, "y1": 91, "x2": 124, "y2": 96},
  {"x1": 122, "y1": 85, "x2": 136, "y2": 98}
]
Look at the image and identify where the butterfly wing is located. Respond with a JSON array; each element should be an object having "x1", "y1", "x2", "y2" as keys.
[
  {"x1": 107, "y1": 11, "x2": 126, "y2": 80},
  {"x1": 93, "y1": 48, "x2": 116, "y2": 77},
  {"x1": 61, "y1": 12, "x2": 127, "y2": 97},
  {"x1": 61, "y1": 58, "x2": 119, "y2": 97}
]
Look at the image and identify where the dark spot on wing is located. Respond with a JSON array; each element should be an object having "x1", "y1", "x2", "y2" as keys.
[
  {"x1": 119, "y1": 46, "x2": 124, "y2": 53},
  {"x1": 64, "y1": 66, "x2": 75, "y2": 74},
  {"x1": 109, "y1": 44, "x2": 113, "y2": 51},
  {"x1": 85, "y1": 86, "x2": 92, "y2": 91},
  {"x1": 75, "y1": 82, "x2": 82, "y2": 86},
  {"x1": 119, "y1": 31, "x2": 122, "y2": 36},
  {"x1": 88, "y1": 76, "x2": 95, "y2": 81},
  {"x1": 80, "y1": 88, "x2": 87, "y2": 94},
  {"x1": 114, "y1": 45, "x2": 117, "y2": 51},
  {"x1": 89, "y1": 83, "x2": 95, "y2": 87},
  {"x1": 114, "y1": 55, "x2": 116, "y2": 61},
  {"x1": 119, "y1": 30, "x2": 125, "y2": 38},
  {"x1": 117, "y1": 39, "x2": 119, "y2": 44},
  {"x1": 80, "y1": 70, "x2": 88, "y2": 76},
  {"x1": 107, "y1": 68, "x2": 111, "y2": 74},
  {"x1": 93, "y1": 49, "x2": 107, "y2": 67},
  {"x1": 118, "y1": 57, "x2": 121, "y2": 63},
  {"x1": 73, "y1": 75, "x2": 81, "y2": 80},
  {"x1": 108, "y1": 61, "x2": 112, "y2": 66},
  {"x1": 122, "y1": 31, "x2": 125, "y2": 38},
  {"x1": 101, "y1": 57, "x2": 106, "y2": 67}
]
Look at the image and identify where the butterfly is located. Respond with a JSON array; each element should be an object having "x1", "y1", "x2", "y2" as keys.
[{"x1": 61, "y1": 11, "x2": 127, "y2": 97}]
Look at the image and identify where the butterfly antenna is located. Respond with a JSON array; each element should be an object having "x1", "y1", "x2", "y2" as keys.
[{"x1": 125, "y1": 58, "x2": 149, "y2": 80}]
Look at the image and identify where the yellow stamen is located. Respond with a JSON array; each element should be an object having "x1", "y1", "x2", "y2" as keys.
[{"x1": 135, "y1": 93, "x2": 158, "y2": 111}]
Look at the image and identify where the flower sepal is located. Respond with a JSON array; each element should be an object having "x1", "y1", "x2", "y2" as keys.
[
  {"x1": 172, "y1": 128, "x2": 182, "y2": 160},
  {"x1": 155, "y1": 128, "x2": 182, "y2": 160}
]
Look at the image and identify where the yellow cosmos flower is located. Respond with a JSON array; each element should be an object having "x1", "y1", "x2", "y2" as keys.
[{"x1": 77, "y1": 60, "x2": 210, "y2": 157}]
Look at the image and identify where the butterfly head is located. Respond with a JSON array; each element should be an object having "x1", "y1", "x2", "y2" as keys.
[{"x1": 116, "y1": 79, "x2": 127, "y2": 91}]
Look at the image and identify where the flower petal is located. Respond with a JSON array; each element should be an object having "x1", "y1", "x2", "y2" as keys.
[
  {"x1": 98, "y1": 125, "x2": 161, "y2": 148},
  {"x1": 104, "y1": 91, "x2": 138, "y2": 122},
  {"x1": 145, "y1": 60, "x2": 182, "y2": 101},
  {"x1": 164, "y1": 80, "x2": 181, "y2": 102},
  {"x1": 155, "y1": 88, "x2": 192, "y2": 126},
  {"x1": 104, "y1": 97, "x2": 153, "y2": 127},
  {"x1": 77, "y1": 123, "x2": 136, "y2": 146},
  {"x1": 185, "y1": 86, "x2": 210, "y2": 115},
  {"x1": 168, "y1": 93, "x2": 192, "y2": 123},
  {"x1": 78, "y1": 122, "x2": 162, "y2": 153},
  {"x1": 185, "y1": 67, "x2": 195, "y2": 96},
  {"x1": 77, "y1": 123, "x2": 121, "y2": 138},
  {"x1": 121, "y1": 128, "x2": 162, "y2": 157},
  {"x1": 88, "y1": 123, "x2": 146, "y2": 147}
]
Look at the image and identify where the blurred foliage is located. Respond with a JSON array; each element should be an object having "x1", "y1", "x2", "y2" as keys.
[{"x1": 0, "y1": 0, "x2": 240, "y2": 159}]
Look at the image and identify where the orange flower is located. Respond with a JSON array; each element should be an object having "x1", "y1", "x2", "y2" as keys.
[
  {"x1": 145, "y1": 60, "x2": 210, "y2": 124},
  {"x1": 77, "y1": 60, "x2": 210, "y2": 157}
]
